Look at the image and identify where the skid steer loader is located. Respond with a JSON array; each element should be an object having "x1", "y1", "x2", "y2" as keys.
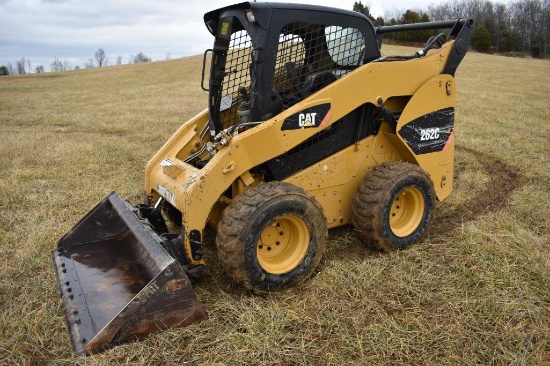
[{"x1": 53, "y1": 1, "x2": 473, "y2": 355}]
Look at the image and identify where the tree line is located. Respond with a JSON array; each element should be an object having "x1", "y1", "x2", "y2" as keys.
[
  {"x1": 0, "y1": 49, "x2": 153, "y2": 76},
  {"x1": 354, "y1": 0, "x2": 550, "y2": 57},
  {"x1": 2, "y1": 0, "x2": 548, "y2": 76}
]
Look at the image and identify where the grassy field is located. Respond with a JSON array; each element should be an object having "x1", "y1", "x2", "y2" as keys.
[{"x1": 1, "y1": 45, "x2": 549, "y2": 365}]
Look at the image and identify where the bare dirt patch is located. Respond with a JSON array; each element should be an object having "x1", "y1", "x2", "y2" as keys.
[{"x1": 431, "y1": 146, "x2": 522, "y2": 239}]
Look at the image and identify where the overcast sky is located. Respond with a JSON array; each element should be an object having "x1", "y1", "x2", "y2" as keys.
[{"x1": 0, "y1": 0, "x2": 439, "y2": 71}]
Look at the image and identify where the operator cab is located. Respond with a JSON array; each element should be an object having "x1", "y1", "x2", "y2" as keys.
[{"x1": 202, "y1": 2, "x2": 379, "y2": 139}]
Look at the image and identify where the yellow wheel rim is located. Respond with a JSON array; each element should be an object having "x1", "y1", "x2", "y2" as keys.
[
  {"x1": 389, "y1": 187, "x2": 425, "y2": 237},
  {"x1": 257, "y1": 215, "x2": 310, "y2": 274}
]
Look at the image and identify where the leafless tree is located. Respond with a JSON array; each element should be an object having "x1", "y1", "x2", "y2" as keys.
[
  {"x1": 16, "y1": 58, "x2": 26, "y2": 74},
  {"x1": 427, "y1": 0, "x2": 549, "y2": 57},
  {"x1": 84, "y1": 58, "x2": 95, "y2": 69},
  {"x1": 51, "y1": 57, "x2": 71, "y2": 72},
  {"x1": 116, "y1": 55, "x2": 122, "y2": 65},
  {"x1": 27, "y1": 58, "x2": 31, "y2": 74},
  {"x1": 384, "y1": 8, "x2": 405, "y2": 25},
  {"x1": 510, "y1": 0, "x2": 547, "y2": 56},
  {"x1": 35, "y1": 65, "x2": 45, "y2": 73},
  {"x1": 94, "y1": 48, "x2": 108, "y2": 67},
  {"x1": 130, "y1": 52, "x2": 151, "y2": 63}
]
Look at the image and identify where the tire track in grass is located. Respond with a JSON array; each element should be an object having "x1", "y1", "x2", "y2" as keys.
[{"x1": 429, "y1": 146, "x2": 522, "y2": 240}]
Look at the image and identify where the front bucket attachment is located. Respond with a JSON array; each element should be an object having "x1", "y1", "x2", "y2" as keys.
[{"x1": 52, "y1": 192, "x2": 206, "y2": 356}]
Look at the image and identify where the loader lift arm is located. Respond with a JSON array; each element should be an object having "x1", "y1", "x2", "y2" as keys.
[{"x1": 375, "y1": 18, "x2": 474, "y2": 75}]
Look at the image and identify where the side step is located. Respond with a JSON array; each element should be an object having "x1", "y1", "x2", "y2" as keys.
[{"x1": 52, "y1": 192, "x2": 206, "y2": 356}]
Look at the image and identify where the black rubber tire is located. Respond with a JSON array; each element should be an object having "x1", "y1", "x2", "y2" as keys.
[
  {"x1": 351, "y1": 162, "x2": 435, "y2": 251},
  {"x1": 216, "y1": 181, "x2": 327, "y2": 293}
]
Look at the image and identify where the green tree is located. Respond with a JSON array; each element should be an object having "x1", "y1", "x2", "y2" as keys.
[
  {"x1": 353, "y1": 1, "x2": 380, "y2": 24},
  {"x1": 396, "y1": 10, "x2": 436, "y2": 43},
  {"x1": 471, "y1": 25, "x2": 493, "y2": 52}
]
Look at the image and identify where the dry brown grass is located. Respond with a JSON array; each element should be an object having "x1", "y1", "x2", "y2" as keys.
[{"x1": 1, "y1": 45, "x2": 549, "y2": 365}]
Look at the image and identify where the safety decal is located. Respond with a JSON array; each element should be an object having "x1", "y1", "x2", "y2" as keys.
[
  {"x1": 398, "y1": 107, "x2": 454, "y2": 155},
  {"x1": 157, "y1": 183, "x2": 176, "y2": 206},
  {"x1": 281, "y1": 103, "x2": 331, "y2": 131}
]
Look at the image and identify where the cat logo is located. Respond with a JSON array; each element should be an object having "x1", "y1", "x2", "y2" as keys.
[
  {"x1": 299, "y1": 113, "x2": 317, "y2": 127},
  {"x1": 282, "y1": 103, "x2": 331, "y2": 131}
]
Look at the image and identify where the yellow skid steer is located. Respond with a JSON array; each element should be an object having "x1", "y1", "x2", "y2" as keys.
[{"x1": 53, "y1": 2, "x2": 473, "y2": 355}]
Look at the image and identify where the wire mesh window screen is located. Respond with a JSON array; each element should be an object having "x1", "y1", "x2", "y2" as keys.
[
  {"x1": 221, "y1": 30, "x2": 252, "y2": 128},
  {"x1": 273, "y1": 34, "x2": 306, "y2": 91},
  {"x1": 325, "y1": 26, "x2": 365, "y2": 67},
  {"x1": 273, "y1": 24, "x2": 365, "y2": 105},
  {"x1": 219, "y1": 25, "x2": 365, "y2": 128}
]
